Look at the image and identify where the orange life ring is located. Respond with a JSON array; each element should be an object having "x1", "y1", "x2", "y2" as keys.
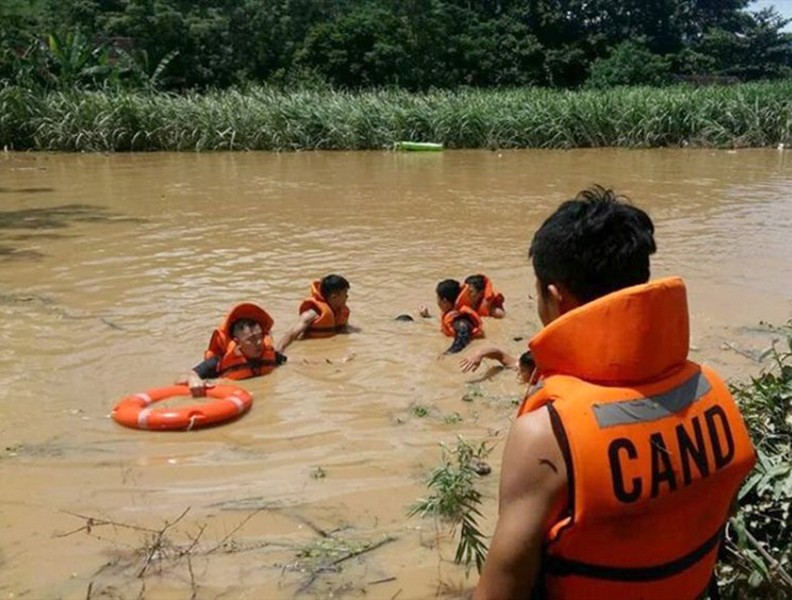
[{"x1": 112, "y1": 384, "x2": 253, "y2": 431}]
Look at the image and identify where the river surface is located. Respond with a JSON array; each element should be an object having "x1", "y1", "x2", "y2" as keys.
[{"x1": 1, "y1": 149, "x2": 791, "y2": 599}]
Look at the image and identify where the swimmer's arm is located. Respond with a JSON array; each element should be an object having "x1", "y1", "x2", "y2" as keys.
[
  {"x1": 175, "y1": 356, "x2": 220, "y2": 397},
  {"x1": 460, "y1": 346, "x2": 517, "y2": 373},
  {"x1": 275, "y1": 309, "x2": 318, "y2": 353}
]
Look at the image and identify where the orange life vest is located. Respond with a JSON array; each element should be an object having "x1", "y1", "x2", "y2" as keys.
[
  {"x1": 214, "y1": 337, "x2": 279, "y2": 380},
  {"x1": 204, "y1": 303, "x2": 278, "y2": 380},
  {"x1": 299, "y1": 281, "x2": 350, "y2": 338},
  {"x1": 440, "y1": 306, "x2": 484, "y2": 338},
  {"x1": 518, "y1": 277, "x2": 756, "y2": 600},
  {"x1": 455, "y1": 275, "x2": 505, "y2": 317}
]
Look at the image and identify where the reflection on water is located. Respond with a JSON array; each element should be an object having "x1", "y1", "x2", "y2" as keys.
[{"x1": 1, "y1": 149, "x2": 791, "y2": 598}]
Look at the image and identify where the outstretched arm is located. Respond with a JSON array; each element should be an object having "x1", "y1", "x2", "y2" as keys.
[
  {"x1": 459, "y1": 346, "x2": 518, "y2": 373},
  {"x1": 276, "y1": 309, "x2": 318, "y2": 353},
  {"x1": 474, "y1": 407, "x2": 567, "y2": 600},
  {"x1": 176, "y1": 356, "x2": 221, "y2": 398}
]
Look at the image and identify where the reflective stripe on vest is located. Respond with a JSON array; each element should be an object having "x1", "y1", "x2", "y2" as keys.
[{"x1": 593, "y1": 371, "x2": 712, "y2": 429}]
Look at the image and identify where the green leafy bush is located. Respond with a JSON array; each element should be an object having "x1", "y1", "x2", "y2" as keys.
[
  {"x1": 720, "y1": 320, "x2": 792, "y2": 598},
  {"x1": 409, "y1": 437, "x2": 492, "y2": 574}
]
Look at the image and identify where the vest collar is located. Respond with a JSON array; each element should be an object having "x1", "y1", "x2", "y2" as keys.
[{"x1": 529, "y1": 277, "x2": 690, "y2": 385}]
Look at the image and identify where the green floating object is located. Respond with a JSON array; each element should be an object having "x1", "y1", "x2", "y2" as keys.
[{"x1": 394, "y1": 141, "x2": 444, "y2": 152}]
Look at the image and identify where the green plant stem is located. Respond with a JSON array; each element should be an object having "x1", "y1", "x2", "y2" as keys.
[{"x1": 731, "y1": 517, "x2": 792, "y2": 589}]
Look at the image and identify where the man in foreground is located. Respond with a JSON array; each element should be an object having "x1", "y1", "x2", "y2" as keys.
[
  {"x1": 474, "y1": 186, "x2": 756, "y2": 600},
  {"x1": 182, "y1": 302, "x2": 285, "y2": 397}
]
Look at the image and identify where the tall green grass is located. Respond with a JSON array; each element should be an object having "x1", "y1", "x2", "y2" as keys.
[{"x1": 2, "y1": 82, "x2": 792, "y2": 151}]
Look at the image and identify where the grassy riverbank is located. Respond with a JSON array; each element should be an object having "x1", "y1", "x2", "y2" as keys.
[
  {"x1": 720, "y1": 321, "x2": 792, "y2": 599},
  {"x1": 2, "y1": 81, "x2": 792, "y2": 152}
]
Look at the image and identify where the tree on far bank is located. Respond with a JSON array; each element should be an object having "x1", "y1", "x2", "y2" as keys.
[
  {"x1": 586, "y1": 40, "x2": 672, "y2": 88},
  {"x1": 2, "y1": 0, "x2": 790, "y2": 91}
]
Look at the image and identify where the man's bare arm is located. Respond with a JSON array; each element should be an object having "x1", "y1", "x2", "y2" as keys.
[
  {"x1": 275, "y1": 309, "x2": 318, "y2": 353},
  {"x1": 474, "y1": 406, "x2": 568, "y2": 600},
  {"x1": 460, "y1": 346, "x2": 518, "y2": 373}
]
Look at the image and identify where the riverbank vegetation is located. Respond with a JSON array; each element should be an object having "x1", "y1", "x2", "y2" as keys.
[
  {"x1": 3, "y1": 1, "x2": 791, "y2": 92},
  {"x1": 409, "y1": 437, "x2": 493, "y2": 575},
  {"x1": 720, "y1": 321, "x2": 792, "y2": 598},
  {"x1": 410, "y1": 322, "x2": 792, "y2": 598},
  {"x1": 2, "y1": 81, "x2": 792, "y2": 151},
  {"x1": 2, "y1": 1, "x2": 791, "y2": 151}
]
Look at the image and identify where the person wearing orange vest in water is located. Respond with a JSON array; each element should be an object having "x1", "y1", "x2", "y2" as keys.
[
  {"x1": 276, "y1": 274, "x2": 351, "y2": 354},
  {"x1": 419, "y1": 279, "x2": 484, "y2": 354},
  {"x1": 457, "y1": 274, "x2": 506, "y2": 318},
  {"x1": 182, "y1": 303, "x2": 287, "y2": 397},
  {"x1": 474, "y1": 186, "x2": 756, "y2": 600}
]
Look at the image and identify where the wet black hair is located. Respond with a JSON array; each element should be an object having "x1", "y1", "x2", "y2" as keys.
[
  {"x1": 230, "y1": 318, "x2": 260, "y2": 338},
  {"x1": 320, "y1": 274, "x2": 350, "y2": 298},
  {"x1": 436, "y1": 279, "x2": 461, "y2": 304},
  {"x1": 464, "y1": 274, "x2": 486, "y2": 292},
  {"x1": 529, "y1": 185, "x2": 656, "y2": 303},
  {"x1": 519, "y1": 351, "x2": 535, "y2": 370}
]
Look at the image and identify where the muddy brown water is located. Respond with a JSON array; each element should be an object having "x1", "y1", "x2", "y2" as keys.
[{"x1": 1, "y1": 149, "x2": 791, "y2": 599}]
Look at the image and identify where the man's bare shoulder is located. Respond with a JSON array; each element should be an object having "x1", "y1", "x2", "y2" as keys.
[{"x1": 500, "y1": 406, "x2": 567, "y2": 503}]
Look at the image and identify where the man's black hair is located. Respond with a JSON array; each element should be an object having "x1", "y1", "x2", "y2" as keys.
[
  {"x1": 529, "y1": 185, "x2": 656, "y2": 303},
  {"x1": 464, "y1": 274, "x2": 486, "y2": 292},
  {"x1": 320, "y1": 274, "x2": 350, "y2": 298},
  {"x1": 436, "y1": 279, "x2": 461, "y2": 304},
  {"x1": 519, "y1": 351, "x2": 535, "y2": 370}
]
